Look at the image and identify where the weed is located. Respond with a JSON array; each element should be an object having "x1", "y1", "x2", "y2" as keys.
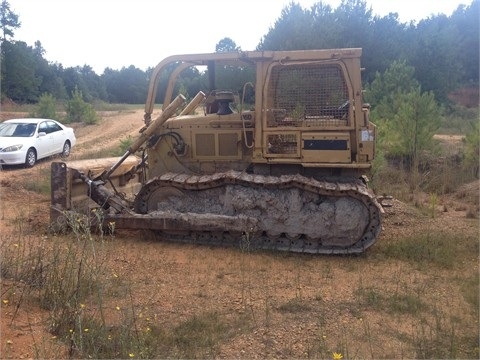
[
  {"x1": 378, "y1": 232, "x2": 477, "y2": 269},
  {"x1": 428, "y1": 192, "x2": 438, "y2": 218},
  {"x1": 386, "y1": 293, "x2": 427, "y2": 314},
  {"x1": 119, "y1": 135, "x2": 134, "y2": 155},
  {"x1": 355, "y1": 286, "x2": 383, "y2": 310},
  {"x1": 460, "y1": 273, "x2": 479, "y2": 314},
  {"x1": 20, "y1": 167, "x2": 51, "y2": 195},
  {"x1": 169, "y1": 312, "x2": 228, "y2": 358},
  {"x1": 277, "y1": 298, "x2": 311, "y2": 313},
  {"x1": 239, "y1": 232, "x2": 253, "y2": 311},
  {"x1": 355, "y1": 286, "x2": 427, "y2": 315},
  {"x1": 410, "y1": 309, "x2": 480, "y2": 359},
  {"x1": 322, "y1": 261, "x2": 333, "y2": 279}
]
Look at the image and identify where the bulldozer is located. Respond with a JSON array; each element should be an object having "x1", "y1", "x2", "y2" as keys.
[{"x1": 51, "y1": 48, "x2": 383, "y2": 254}]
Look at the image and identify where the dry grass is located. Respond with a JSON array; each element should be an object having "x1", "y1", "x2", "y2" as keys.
[{"x1": 1, "y1": 214, "x2": 478, "y2": 358}]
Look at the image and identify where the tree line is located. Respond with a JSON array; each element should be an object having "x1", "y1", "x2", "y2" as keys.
[
  {"x1": 0, "y1": 0, "x2": 478, "y2": 181},
  {"x1": 0, "y1": 0, "x2": 478, "y2": 106}
]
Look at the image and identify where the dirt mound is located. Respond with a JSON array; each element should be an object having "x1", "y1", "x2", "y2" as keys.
[
  {"x1": 1, "y1": 97, "x2": 17, "y2": 109},
  {"x1": 0, "y1": 99, "x2": 27, "y2": 119}
]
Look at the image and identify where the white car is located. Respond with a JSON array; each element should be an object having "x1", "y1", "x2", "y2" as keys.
[{"x1": 0, "y1": 118, "x2": 76, "y2": 167}]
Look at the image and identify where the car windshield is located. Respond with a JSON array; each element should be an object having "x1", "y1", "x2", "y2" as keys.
[{"x1": 0, "y1": 122, "x2": 37, "y2": 137}]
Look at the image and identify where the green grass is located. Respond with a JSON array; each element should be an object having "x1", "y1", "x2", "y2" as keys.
[
  {"x1": 387, "y1": 293, "x2": 428, "y2": 314},
  {"x1": 355, "y1": 286, "x2": 427, "y2": 315},
  {"x1": 377, "y1": 232, "x2": 478, "y2": 270}
]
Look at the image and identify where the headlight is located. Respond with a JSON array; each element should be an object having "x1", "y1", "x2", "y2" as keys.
[{"x1": 1, "y1": 144, "x2": 23, "y2": 152}]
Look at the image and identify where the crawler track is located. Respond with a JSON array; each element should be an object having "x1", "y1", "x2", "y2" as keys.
[{"x1": 128, "y1": 170, "x2": 383, "y2": 254}]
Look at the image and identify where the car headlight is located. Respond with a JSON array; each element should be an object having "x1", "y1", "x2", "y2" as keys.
[{"x1": 1, "y1": 144, "x2": 23, "y2": 152}]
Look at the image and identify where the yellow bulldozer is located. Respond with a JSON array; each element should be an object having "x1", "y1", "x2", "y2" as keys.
[{"x1": 51, "y1": 48, "x2": 383, "y2": 254}]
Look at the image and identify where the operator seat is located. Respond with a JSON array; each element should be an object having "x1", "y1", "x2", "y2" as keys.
[{"x1": 205, "y1": 91, "x2": 234, "y2": 115}]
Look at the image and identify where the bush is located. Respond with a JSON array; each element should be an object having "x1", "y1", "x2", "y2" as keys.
[
  {"x1": 65, "y1": 87, "x2": 99, "y2": 124},
  {"x1": 29, "y1": 92, "x2": 59, "y2": 120},
  {"x1": 463, "y1": 119, "x2": 479, "y2": 178}
]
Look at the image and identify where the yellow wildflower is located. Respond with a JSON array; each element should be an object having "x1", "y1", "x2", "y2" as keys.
[
  {"x1": 129, "y1": 353, "x2": 134, "y2": 358},
  {"x1": 332, "y1": 352, "x2": 343, "y2": 360},
  {"x1": 2, "y1": 299, "x2": 9, "y2": 305},
  {"x1": 116, "y1": 306, "x2": 121, "y2": 311}
]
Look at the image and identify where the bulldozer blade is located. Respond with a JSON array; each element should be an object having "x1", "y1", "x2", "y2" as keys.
[{"x1": 50, "y1": 156, "x2": 143, "y2": 230}]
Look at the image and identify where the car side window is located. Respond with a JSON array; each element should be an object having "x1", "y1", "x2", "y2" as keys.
[
  {"x1": 47, "y1": 121, "x2": 62, "y2": 133},
  {"x1": 25, "y1": 123, "x2": 37, "y2": 136},
  {"x1": 12, "y1": 124, "x2": 36, "y2": 137},
  {"x1": 39, "y1": 122, "x2": 48, "y2": 133}
]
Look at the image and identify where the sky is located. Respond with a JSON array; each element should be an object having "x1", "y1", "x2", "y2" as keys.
[{"x1": 8, "y1": 0, "x2": 473, "y2": 74}]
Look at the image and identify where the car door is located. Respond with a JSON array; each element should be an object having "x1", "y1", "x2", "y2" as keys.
[
  {"x1": 36, "y1": 121, "x2": 54, "y2": 158},
  {"x1": 47, "y1": 121, "x2": 65, "y2": 154}
]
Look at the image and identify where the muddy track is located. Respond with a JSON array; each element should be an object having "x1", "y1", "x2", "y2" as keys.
[{"x1": 126, "y1": 171, "x2": 383, "y2": 254}]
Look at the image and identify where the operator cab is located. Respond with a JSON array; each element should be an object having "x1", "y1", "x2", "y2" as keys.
[{"x1": 205, "y1": 90, "x2": 235, "y2": 115}]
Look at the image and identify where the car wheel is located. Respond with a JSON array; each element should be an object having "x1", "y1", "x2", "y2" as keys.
[
  {"x1": 25, "y1": 148, "x2": 36, "y2": 168},
  {"x1": 61, "y1": 141, "x2": 71, "y2": 157}
]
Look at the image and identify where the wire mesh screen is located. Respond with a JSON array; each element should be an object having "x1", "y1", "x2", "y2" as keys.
[
  {"x1": 267, "y1": 64, "x2": 350, "y2": 127},
  {"x1": 266, "y1": 133, "x2": 298, "y2": 155}
]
